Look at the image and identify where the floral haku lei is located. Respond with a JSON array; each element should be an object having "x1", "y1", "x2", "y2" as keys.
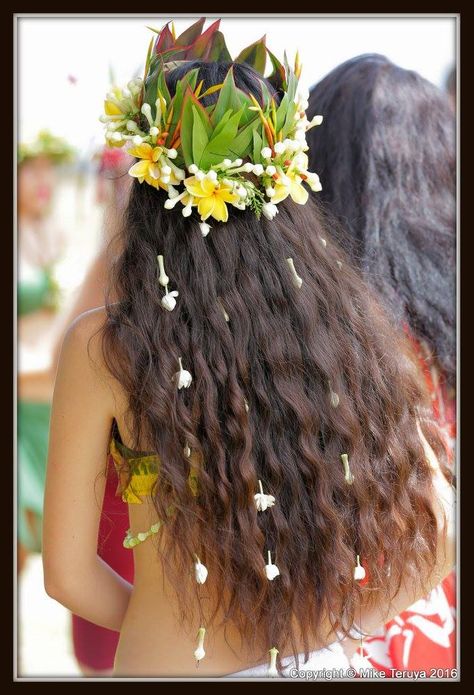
[{"x1": 100, "y1": 18, "x2": 323, "y2": 225}]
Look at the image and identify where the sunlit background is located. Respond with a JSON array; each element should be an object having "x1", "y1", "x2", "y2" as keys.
[{"x1": 16, "y1": 15, "x2": 456, "y2": 678}]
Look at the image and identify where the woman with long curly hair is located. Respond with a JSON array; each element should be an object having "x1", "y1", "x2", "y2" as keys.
[
  {"x1": 306, "y1": 54, "x2": 456, "y2": 674},
  {"x1": 43, "y1": 22, "x2": 454, "y2": 678}
]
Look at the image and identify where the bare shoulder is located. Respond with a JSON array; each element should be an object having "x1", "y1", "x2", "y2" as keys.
[{"x1": 59, "y1": 307, "x2": 113, "y2": 394}]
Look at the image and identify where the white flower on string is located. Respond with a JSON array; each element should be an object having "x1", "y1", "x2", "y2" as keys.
[
  {"x1": 184, "y1": 443, "x2": 191, "y2": 458},
  {"x1": 194, "y1": 557, "x2": 208, "y2": 585},
  {"x1": 218, "y1": 298, "x2": 230, "y2": 322},
  {"x1": 157, "y1": 255, "x2": 169, "y2": 287},
  {"x1": 200, "y1": 222, "x2": 211, "y2": 237},
  {"x1": 254, "y1": 480, "x2": 276, "y2": 512},
  {"x1": 340, "y1": 454, "x2": 354, "y2": 485},
  {"x1": 268, "y1": 647, "x2": 279, "y2": 677},
  {"x1": 161, "y1": 289, "x2": 179, "y2": 311},
  {"x1": 286, "y1": 258, "x2": 303, "y2": 289},
  {"x1": 354, "y1": 555, "x2": 366, "y2": 581},
  {"x1": 328, "y1": 381, "x2": 339, "y2": 408},
  {"x1": 175, "y1": 357, "x2": 192, "y2": 389},
  {"x1": 194, "y1": 626, "x2": 206, "y2": 663},
  {"x1": 265, "y1": 551, "x2": 280, "y2": 581}
]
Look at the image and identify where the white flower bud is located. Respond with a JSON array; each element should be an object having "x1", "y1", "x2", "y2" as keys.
[
  {"x1": 160, "y1": 175, "x2": 170, "y2": 185},
  {"x1": 127, "y1": 120, "x2": 139, "y2": 132},
  {"x1": 222, "y1": 158, "x2": 232, "y2": 168},
  {"x1": 161, "y1": 165, "x2": 171, "y2": 175},
  {"x1": 206, "y1": 170, "x2": 217, "y2": 181},
  {"x1": 161, "y1": 290, "x2": 179, "y2": 311},
  {"x1": 262, "y1": 202, "x2": 279, "y2": 220},
  {"x1": 200, "y1": 222, "x2": 211, "y2": 237},
  {"x1": 252, "y1": 164, "x2": 264, "y2": 176},
  {"x1": 132, "y1": 135, "x2": 143, "y2": 145},
  {"x1": 195, "y1": 170, "x2": 205, "y2": 181},
  {"x1": 273, "y1": 142, "x2": 285, "y2": 154},
  {"x1": 188, "y1": 164, "x2": 199, "y2": 174},
  {"x1": 111, "y1": 132, "x2": 123, "y2": 142},
  {"x1": 194, "y1": 559, "x2": 208, "y2": 584},
  {"x1": 166, "y1": 148, "x2": 178, "y2": 159},
  {"x1": 261, "y1": 147, "x2": 272, "y2": 159},
  {"x1": 167, "y1": 185, "x2": 179, "y2": 199},
  {"x1": 242, "y1": 162, "x2": 254, "y2": 173},
  {"x1": 182, "y1": 204, "x2": 193, "y2": 217},
  {"x1": 164, "y1": 198, "x2": 177, "y2": 209},
  {"x1": 265, "y1": 165, "x2": 276, "y2": 176},
  {"x1": 310, "y1": 114, "x2": 324, "y2": 127},
  {"x1": 265, "y1": 551, "x2": 280, "y2": 581},
  {"x1": 175, "y1": 358, "x2": 192, "y2": 389},
  {"x1": 141, "y1": 102, "x2": 153, "y2": 125},
  {"x1": 149, "y1": 126, "x2": 159, "y2": 137},
  {"x1": 266, "y1": 187, "x2": 275, "y2": 197},
  {"x1": 232, "y1": 158, "x2": 243, "y2": 167},
  {"x1": 354, "y1": 556, "x2": 366, "y2": 581}
]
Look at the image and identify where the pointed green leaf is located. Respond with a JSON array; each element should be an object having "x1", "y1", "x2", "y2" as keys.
[
  {"x1": 207, "y1": 31, "x2": 232, "y2": 62},
  {"x1": 252, "y1": 130, "x2": 263, "y2": 164},
  {"x1": 230, "y1": 116, "x2": 260, "y2": 158},
  {"x1": 175, "y1": 17, "x2": 206, "y2": 46},
  {"x1": 199, "y1": 108, "x2": 243, "y2": 168},
  {"x1": 192, "y1": 105, "x2": 210, "y2": 165},
  {"x1": 235, "y1": 36, "x2": 267, "y2": 75}
]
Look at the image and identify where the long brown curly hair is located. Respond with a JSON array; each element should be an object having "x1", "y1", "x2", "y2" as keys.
[{"x1": 101, "y1": 61, "x2": 448, "y2": 669}]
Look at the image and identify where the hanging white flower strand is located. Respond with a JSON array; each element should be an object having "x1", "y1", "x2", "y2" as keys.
[
  {"x1": 265, "y1": 551, "x2": 280, "y2": 581},
  {"x1": 194, "y1": 556, "x2": 208, "y2": 585},
  {"x1": 157, "y1": 254, "x2": 179, "y2": 311},
  {"x1": 286, "y1": 257, "x2": 303, "y2": 289},
  {"x1": 341, "y1": 454, "x2": 354, "y2": 485},
  {"x1": 268, "y1": 647, "x2": 279, "y2": 677},
  {"x1": 194, "y1": 626, "x2": 206, "y2": 664},
  {"x1": 174, "y1": 357, "x2": 193, "y2": 389},
  {"x1": 254, "y1": 480, "x2": 276, "y2": 512},
  {"x1": 354, "y1": 555, "x2": 366, "y2": 581}
]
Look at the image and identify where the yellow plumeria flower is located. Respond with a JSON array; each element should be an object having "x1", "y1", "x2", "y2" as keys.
[
  {"x1": 104, "y1": 87, "x2": 126, "y2": 116},
  {"x1": 128, "y1": 143, "x2": 163, "y2": 181},
  {"x1": 270, "y1": 169, "x2": 309, "y2": 206},
  {"x1": 184, "y1": 175, "x2": 240, "y2": 222}
]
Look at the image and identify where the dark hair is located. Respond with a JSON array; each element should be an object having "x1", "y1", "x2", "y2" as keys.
[
  {"x1": 101, "y1": 60, "x2": 446, "y2": 669},
  {"x1": 306, "y1": 54, "x2": 456, "y2": 388}
]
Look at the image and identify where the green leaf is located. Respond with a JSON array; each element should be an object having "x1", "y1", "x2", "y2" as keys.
[
  {"x1": 266, "y1": 48, "x2": 287, "y2": 92},
  {"x1": 229, "y1": 116, "x2": 260, "y2": 158},
  {"x1": 191, "y1": 105, "x2": 210, "y2": 165},
  {"x1": 212, "y1": 68, "x2": 237, "y2": 125},
  {"x1": 199, "y1": 108, "x2": 243, "y2": 168},
  {"x1": 235, "y1": 37, "x2": 267, "y2": 75},
  {"x1": 252, "y1": 130, "x2": 263, "y2": 163},
  {"x1": 212, "y1": 109, "x2": 234, "y2": 139},
  {"x1": 207, "y1": 31, "x2": 232, "y2": 62},
  {"x1": 181, "y1": 89, "x2": 212, "y2": 167}
]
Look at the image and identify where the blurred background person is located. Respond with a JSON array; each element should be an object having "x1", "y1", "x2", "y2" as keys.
[
  {"x1": 17, "y1": 131, "x2": 75, "y2": 573},
  {"x1": 306, "y1": 53, "x2": 456, "y2": 673},
  {"x1": 59, "y1": 145, "x2": 135, "y2": 677}
]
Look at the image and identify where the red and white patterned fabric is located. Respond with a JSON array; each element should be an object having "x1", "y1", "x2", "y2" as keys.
[{"x1": 352, "y1": 334, "x2": 456, "y2": 675}]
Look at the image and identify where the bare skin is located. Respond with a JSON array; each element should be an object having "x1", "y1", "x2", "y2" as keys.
[{"x1": 43, "y1": 307, "x2": 456, "y2": 677}]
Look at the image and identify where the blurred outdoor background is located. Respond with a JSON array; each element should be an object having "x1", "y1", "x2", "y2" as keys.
[{"x1": 15, "y1": 15, "x2": 456, "y2": 679}]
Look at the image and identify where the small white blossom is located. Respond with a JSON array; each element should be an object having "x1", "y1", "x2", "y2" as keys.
[
  {"x1": 261, "y1": 147, "x2": 272, "y2": 159},
  {"x1": 194, "y1": 627, "x2": 206, "y2": 663},
  {"x1": 175, "y1": 357, "x2": 192, "y2": 389},
  {"x1": 132, "y1": 134, "x2": 143, "y2": 145},
  {"x1": 252, "y1": 163, "x2": 264, "y2": 176},
  {"x1": 265, "y1": 165, "x2": 276, "y2": 176},
  {"x1": 266, "y1": 187, "x2": 275, "y2": 198},
  {"x1": 273, "y1": 142, "x2": 285, "y2": 154},
  {"x1": 182, "y1": 203, "x2": 193, "y2": 217},
  {"x1": 268, "y1": 647, "x2": 279, "y2": 678},
  {"x1": 200, "y1": 222, "x2": 211, "y2": 237},
  {"x1": 194, "y1": 558, "x2": 208, "y2": 584},
  {"x1": 161, "y1": 290, "x2": 179, "y2": 311},
  {"x1": 149, "y1": 126, "x2": 159, "y2": 137},
  {"x1": 188, "y1": 164, "x2": 199, "y2": 174},
  {"x1": 242, "y1": 162, "x2": 254, "y2": 173},
  {"x1": 354, "y1": 555, "x2": 366, "y2": 581},
  {"x1": 167, "y1": 148, "x2": 178, "y2": 159},
  {"x1": 262, "y1": 202, "x2": 279, "y2": 221},
  {"x1": 254, "y1": 480, "x2": 276, "y2": 512},
  {"x1": 265, "y1": 551, "x2": 280, "y2": 581}
]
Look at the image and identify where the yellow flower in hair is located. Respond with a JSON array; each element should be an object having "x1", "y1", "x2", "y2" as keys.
[
  {"x1": 104, "y1": 87, "x2": 125, "y2": 116},
  {"x1": 128, "y1": 143, "x2": 163, "y2": 181},
  {"x1": 184, "y1": 175, "x2": 239, "y2": 222},
  {"x1": 270, "y1": 168, "x2": 309, "y2": 206}
]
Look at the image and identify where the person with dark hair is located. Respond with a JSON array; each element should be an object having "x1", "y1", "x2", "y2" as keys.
[
  {"x1": 306, "y1": 53, "x2": 456, "y2": 674},
  {"x1": 43, "y1": 22, "x2": 454, "y2": 678}
]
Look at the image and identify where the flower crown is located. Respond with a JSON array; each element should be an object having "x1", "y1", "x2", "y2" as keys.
[{"x1": 100, "y1": 18, "x2": 323, "y2": 230}]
